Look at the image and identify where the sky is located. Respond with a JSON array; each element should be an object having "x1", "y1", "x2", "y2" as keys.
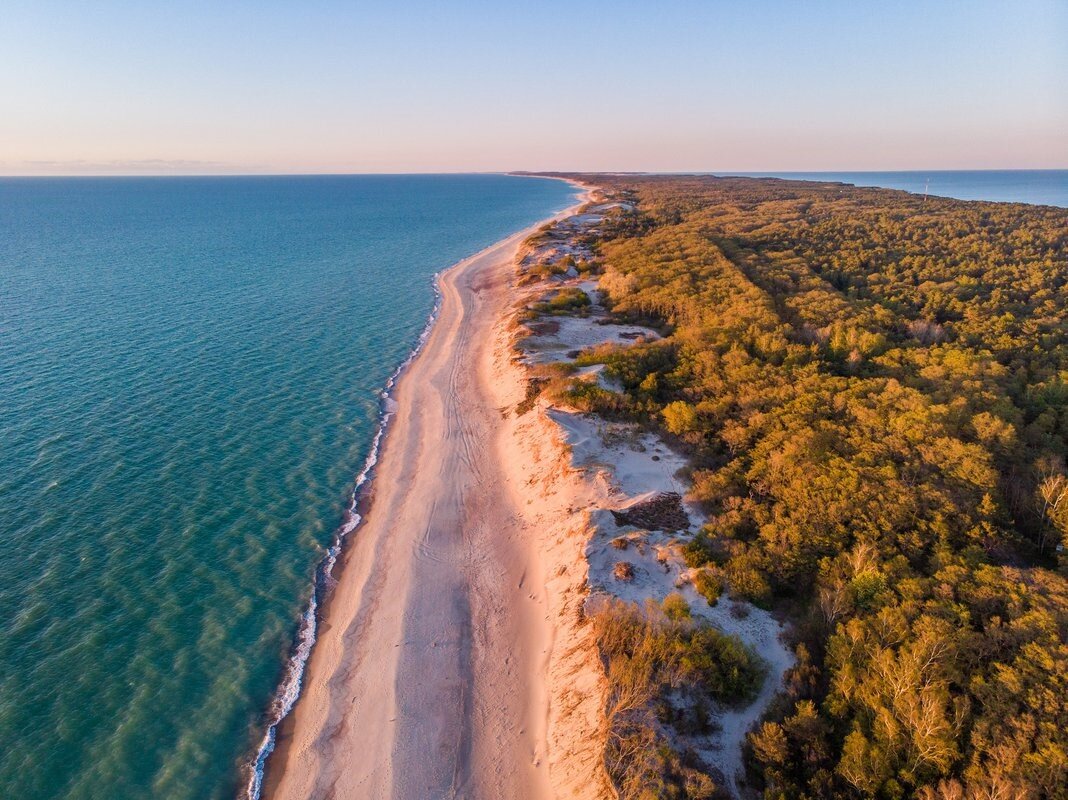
[{"x1": 2, "y1": 0, "x2": 1065, "y2": 174}]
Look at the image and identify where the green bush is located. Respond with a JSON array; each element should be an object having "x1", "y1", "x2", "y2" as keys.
[
  {"x1": 692, "y1": 570, "x2": 723, "y2": 606},
  {"x1": 683, "y1": 531, "x2": 716, "y2": 568},
  {"x1": 725, "y1": 561, "x2": 772, "y2": 607},
  {"x1": 593, "y1": 599, "x2": 764, "y2": 799},
  {"x1": 533, "y1": 287, "x2": 591, "y2": 315},
  {"x1": 662, "y1": 592, "x2": 691, "y2": 620},
  {"x1": 662, "y1": 400, "x2": 698, "y2": 435},
  {"x1": 848, "y1": 570, "x2": 888, "y2": 610}
]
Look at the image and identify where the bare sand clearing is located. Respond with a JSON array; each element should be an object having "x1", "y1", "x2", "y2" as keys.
[
  {"x1": 546, "y1": 405, "x2": 793, "y2": 796},
  {"x1": 267, "y1": 191, "x2": 613, "y2": 800}
]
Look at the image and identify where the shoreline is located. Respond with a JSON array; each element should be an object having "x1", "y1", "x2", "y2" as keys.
[
  {"x1": 261, "y1": 179, "x2": 599, "y2": 799},
  {"x1": 244, "y1": 253, "x2": 448, "y2": 800}
]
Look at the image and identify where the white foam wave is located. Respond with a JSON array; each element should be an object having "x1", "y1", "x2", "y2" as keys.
[{"x1": 243, "y1": 271, "x2": 445, "y2": 800}]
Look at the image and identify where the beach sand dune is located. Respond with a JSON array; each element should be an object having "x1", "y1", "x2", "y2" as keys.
[{"x1": 267, "y1": 194, "x2": 611, "y2": 800}]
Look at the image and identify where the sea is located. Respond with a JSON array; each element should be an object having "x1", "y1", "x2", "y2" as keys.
[
  {"x1": 0, "y1": 174, "x2": 577, "y2": 800},
  {"x1": 720, "y1": 169, "x2": 1068, "y2": 208}
]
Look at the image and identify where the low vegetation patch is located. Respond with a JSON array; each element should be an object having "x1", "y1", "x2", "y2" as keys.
[
  {"x1": 515, "y1": 376, "x2": 547, "y2": 416},
  {"x1": 593, "y1": 598, "x2": 765, "y2": 799},
  {"x1": 692, "y1": 570, "x2": 723, "y2": 606},
  {"x1": 531, "y1": 287, "x2": 591, "y2": 315}
]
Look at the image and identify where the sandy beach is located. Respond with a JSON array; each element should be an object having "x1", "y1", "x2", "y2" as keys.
[{"x1": 266, "y1": 187, "x2": 613, "y2": 800}]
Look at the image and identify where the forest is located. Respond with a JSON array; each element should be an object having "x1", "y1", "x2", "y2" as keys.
[{"x1": 555, "y1": 174, "x2": 1068, "y2": 799}]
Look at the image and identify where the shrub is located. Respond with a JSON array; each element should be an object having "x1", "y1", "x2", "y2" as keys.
[
  {"x1": 662, "y1": 592, "x2": 691, "y2": 620},
  {"x1": 848, "y1": 570, "x2": 888, "y2": 610},
  {"x1": 515, "y1": 377, "x2": 547, "y2": 416},
  {"x1": 527, "y1": 261, "x2": 569, "y2": 282},
  {"x1": 693, "y1": 570, "x2": 723, "y2": 606},
  {"x1": 726, "y1": 560, "x2": 772, "y2": 607},
  {"x1": 533, "y1": 287, "x2": 591, "y2": 315},
  {"x1": 683, "y1": 531, "x2": 716, "y2": 568},
  {"x1": 662, "y1": 400, "x2": 699, "y2": 436},
  {"x1": 593, "y1": 599, "x2": 764, "y2": 799},
  {"x1": 558, "y1": 379, "x2": 629, "y2": 415}
]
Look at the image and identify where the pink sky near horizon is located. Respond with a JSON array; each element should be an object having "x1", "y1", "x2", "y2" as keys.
[{"x1": 2, "y1": 1, "x2": 1065, "y2": 175}]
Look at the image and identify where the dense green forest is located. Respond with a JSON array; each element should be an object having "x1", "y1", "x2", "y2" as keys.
[{"x1": 556, "y1": 175, "x2": 1068, "y2": 799}]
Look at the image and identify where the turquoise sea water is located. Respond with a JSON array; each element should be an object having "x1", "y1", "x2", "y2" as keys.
[
  {"x1": 721, "y1": 170, "x2": 1068, "y2": 207},
  {"x1": 0, "y1": 174, "x2": 576, "y2": 799}
]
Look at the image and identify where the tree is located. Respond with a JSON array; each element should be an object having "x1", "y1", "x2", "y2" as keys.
[{"x1": 661, "y1": 401, "x2": 698, "y2": 435}]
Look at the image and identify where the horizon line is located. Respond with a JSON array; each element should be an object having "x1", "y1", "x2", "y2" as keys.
[{"x1": 1, "y1": 167, "x2": 1067, "y2": 179}]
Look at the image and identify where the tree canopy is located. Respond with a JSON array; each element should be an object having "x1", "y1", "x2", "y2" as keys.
[{"x1": 558, "y1": 174, "x2": 1068, "y2": 799}]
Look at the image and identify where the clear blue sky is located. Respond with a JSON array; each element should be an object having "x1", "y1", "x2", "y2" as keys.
[{"x1": 2, "y1": 0, "x2": 1065, "y2": 174}]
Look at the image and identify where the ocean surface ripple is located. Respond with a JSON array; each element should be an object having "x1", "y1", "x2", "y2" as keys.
[{"x1": 0, "y1": 174, "x2": 575, "y2": 799}]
